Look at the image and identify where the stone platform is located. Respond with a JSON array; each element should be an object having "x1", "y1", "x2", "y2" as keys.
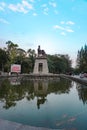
[
  {"x1": 33, "y1": 57, "x2": 49, "y2": 74},
  {"x1": 21, "y1": 73, "x2": 60, "y2": 80}
]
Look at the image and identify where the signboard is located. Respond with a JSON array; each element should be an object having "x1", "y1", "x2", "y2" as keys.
[{"x1": 11, "y1": 64, "x2": 21, "y2": 73}]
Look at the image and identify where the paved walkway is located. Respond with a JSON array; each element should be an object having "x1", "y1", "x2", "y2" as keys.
[
  {"x1": 71, "y1": 75, "x2": 87, "y2": 85},
  {"x1": 73, "y1": 75, "x2": 87, "y2": 81},
  {"x1": 61, "y1": 74, "x2": 87, "y2": 85},
  {"x1": 0, "y1": 119, "x2": 61, "y2": 130}
]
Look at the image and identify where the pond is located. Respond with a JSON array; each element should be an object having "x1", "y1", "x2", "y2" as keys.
[{"x1": 0, "y1": 77, "x2": 87, "y2": 130}]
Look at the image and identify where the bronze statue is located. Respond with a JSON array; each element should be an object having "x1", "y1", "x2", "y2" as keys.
[{"x1": 37, "y1": 45, "x2": 46, "y2": 57}]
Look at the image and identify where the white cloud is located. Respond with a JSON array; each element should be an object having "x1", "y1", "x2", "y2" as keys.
[
  {"x1": 49, "y1": 2, "x2": 57, "y2": 8},
  {"x1": 60, "y1": 21, "x2": 75, "y2": 25},
  {"x1": 0, "y1": 2, "x2": 6, "y2": 7},
  {"x1": 44, "y1": 7, "x2": 49, "y2": 12},
  {"x1": 0, "y1": 2, "x2": 6, "y2": 11},
  {"x1": 29, "y1": 0, "x2": 35, "y2": 2},
  {"x1": 43, "y1": 7, "x2": 49, "y2": 15},
  {"x1": 61, "y1": 32, "x2": 66, "y2": 36},
  {"x1": 0, "y1": 18, "x2": 9, "y2": 24},
  {"x1": 33, "y1": 12, "x2": 38, "y2": 16},
  {"x1": 55, "y1": 20, "x2": 75, "y2": 34},
  {"x1": 8, "y1": 4, "x2": 17, "y2": 12},
  {"x1": 54, "y1": 25, "x2": 65, "y2": 30},
  {"x1": 60, "y1": 21, "x2": 65, "y2": 24},
  {"x1": 0, "y1": 0, "x2": 58, "y2": 15},
  {"x1": 0, "y1": 6, "x2": 4, "y2": 11},
  {"x1": 66, "y1": 28, "x2": 74, "y2": 32},
  {"x1": 53, "y1": 25, "x2": 74, "y2": 33},
  {"x1": 41, "y1": 4, "x2": 47, "y2": 7},
  {"x1": 8, "y1": 0, "x2": 33, "y2": 14},
  {"x1": 54, "y1": 10, "x2": 58, "y2": 14},
  {"x1": 8, "y1": 4, "x2": 28, "y2": 13},
  {"x1": 41, "y1": 3, "x2": 49, "y2": 15},
  {"x1": 66, "y1": 21, "x2": 75, "y2": 25},
  {"x1": 43, "y1": 12, "x2": 48, "y2": 15},
  {"x1": 22, "y1": 0, "x2": 33, "y2": 9}
]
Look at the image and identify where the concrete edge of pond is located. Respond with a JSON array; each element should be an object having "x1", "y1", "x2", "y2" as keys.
[
  {"x1": 0, "y1": 118, "x2": 62, "y2": 130},
  {"x1": 61, "y1": 74, "x2": 87, "y2": 86},
  {"x1": 0, "y1": 73, "x2": 60, "y2": 77},
  {"x1": 0, "y1": 73, "x2": 60, "y2": 81}
]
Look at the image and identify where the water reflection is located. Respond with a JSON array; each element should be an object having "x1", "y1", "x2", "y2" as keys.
[
  {"x1": 76, "y1": 83, "x2": 87, "y2": 104},
  {"x1": 9, "y1": 77, "x2": 21, "y2": 85},
  {"x1": 1, "y1": 78, "x2": 87, "y2": 109},
  {"x1": 34, "y1": 81, "x2": 48, "y2": 109},
  {"x1": 0, "y1": 78, "x2": 87, "y2": 129},
  {"x1": 0, "y1": 78, "x2": 72, "y2": 109}
]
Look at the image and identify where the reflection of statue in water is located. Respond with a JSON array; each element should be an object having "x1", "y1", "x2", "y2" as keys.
[
  {"x1": 34, "y1": 81, "x2": 48, "y2": 109},
  {"x1": 37, "y1": 97, "x2": 47, "y2": 109},
  {"x1": 37, "y1": 45, "x2": 46, "y2": 57}
]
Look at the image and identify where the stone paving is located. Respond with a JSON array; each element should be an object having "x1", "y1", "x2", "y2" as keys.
[
  {"x1": 0, "y1": 119, "x2": 61, "y2": 130},
  {"x1": 61, "y1": 74, "x2": 87, "y2": 85}
]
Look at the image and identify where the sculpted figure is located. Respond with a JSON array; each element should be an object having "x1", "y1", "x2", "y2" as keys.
[{"x1": 37, "y1": 45, "x2": 46, "y2": 57}]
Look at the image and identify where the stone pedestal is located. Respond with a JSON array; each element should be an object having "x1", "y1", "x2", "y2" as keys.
[{"x1": 33, "y1": 57, "x2": 49, "y2": 74}]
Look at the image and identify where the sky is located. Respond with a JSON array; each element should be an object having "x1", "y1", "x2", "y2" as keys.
[{"x1": 0, "y1": 0, "x2": 87, "y2": 67}]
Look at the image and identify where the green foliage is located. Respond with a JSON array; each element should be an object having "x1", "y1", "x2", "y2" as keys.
[
  {"x1": 5, "y1": 41, "x2": 36, "y2": 73},
  {"x1": 76, "y1": 44, "x2": 87, "y2": 72},
  {"x1": 0, "y1": 40, "x2": 72, "y2": 73},
  {"x1": 0, "y1": 48, "x2": 9, "y2": 71},
  {"x1": 6, "y1": 41, "x2": 18, "y2": 64},
  {"x1": 47, "y1": 54, "x2": 72, "y2": 73},
  {"x1": 27, "y1": 49, "x2": 36, "y2": 72}
]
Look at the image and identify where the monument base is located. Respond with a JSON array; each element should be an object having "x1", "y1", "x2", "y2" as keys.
[{"x1": 33, "y1": 57, "x2": 49, "y2": 74}]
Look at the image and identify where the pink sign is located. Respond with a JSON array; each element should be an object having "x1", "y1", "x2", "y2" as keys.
[{"x1": 11, "y1": 64, "x2": 21, "y2": 73}]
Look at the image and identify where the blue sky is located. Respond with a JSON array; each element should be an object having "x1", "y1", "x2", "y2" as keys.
[{"x1": 0, "y1": 0, "x2": 87, "y2": 66}]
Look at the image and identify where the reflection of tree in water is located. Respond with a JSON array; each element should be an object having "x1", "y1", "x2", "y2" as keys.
[
  {"x1": 48, "y1": 78, "x2": 72, "y2": 94},
  {"x1": 0, "y1": 78, "x2": 72, "y2": 109},
  {"x1": 0, "y1": 79, "x2": 15, "y2": 109},
  {"x1": 76, "y1": 83, "x2": 87, "y2": 104},
  {"x1": 0, "y1": 79, "x2": 34, "y2": 109}
]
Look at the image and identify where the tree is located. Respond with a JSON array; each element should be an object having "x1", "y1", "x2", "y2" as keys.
[
  {"x1": 0, "y1": 48, "x2": 9, "y2": 72},
  {"x1": 47, "y1": 54, "x2": 72, "y2": 74},
  {"x1": 14, "y1": 48, "x2": 26, "y2": 64},
  {"x1": 27, "y1": 49, "x2": 36, "y2": 72},
  {"x1": 76, "y1": 44, "x2": 87, "y2": 72},
  {"x1": 6, "y1": 41, "x2": 18, "y2": 64}
]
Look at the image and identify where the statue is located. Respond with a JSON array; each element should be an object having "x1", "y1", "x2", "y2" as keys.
[{"x1": 37, "y1": 45, "x2": 46, "y2": 57}]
